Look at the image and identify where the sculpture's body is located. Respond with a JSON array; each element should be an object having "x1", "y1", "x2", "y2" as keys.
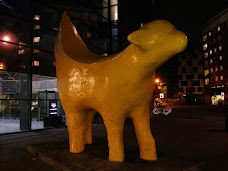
[{"x1": 54, "y1": 12, "x2": 187, "y2": 162}]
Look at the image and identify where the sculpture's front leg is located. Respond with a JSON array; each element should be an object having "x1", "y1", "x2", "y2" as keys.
[
  {"x1": 131, "y1": 107, "x2": 157, "y2": 161},
  {"x1": 103, "y1": 116, "x2": 125, "y2": 162},
  {"x1": 66, "y1": 110, "x2": 86, "y2": 153}
]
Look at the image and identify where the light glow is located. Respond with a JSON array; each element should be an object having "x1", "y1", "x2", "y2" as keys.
[
  {"x1": 0, "y1": 62, "x2": 6, "y2": 70},
  {"x1": 155, "y1": 78, "x2": 160, "y2": 83},
  {"x1": 3, "y1": 36, "x2": 10, "y2": 41}
]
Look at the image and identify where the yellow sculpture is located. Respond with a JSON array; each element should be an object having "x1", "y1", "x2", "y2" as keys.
[{"x1": 54, "y1": 12, "x2": 187, "y2": 162}]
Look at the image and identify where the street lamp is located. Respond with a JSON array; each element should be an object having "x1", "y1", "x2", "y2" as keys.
[
  {"x1": 153, "y1": 78, "x2": 161, "y2": 107},
  {"x1": 3, "y1": 36, "x2": 10, "y2": 42},
  {"x1": 2, "y1": 35, "x2": 11, "y2": 44},
  {"x1": 155, "y1": 78, "x2": 160, "y2": 84}
]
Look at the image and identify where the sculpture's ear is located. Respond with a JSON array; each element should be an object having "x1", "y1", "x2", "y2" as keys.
[
  {"x1": 127, "y1": 30, "x2": 141, "y2": 46},
  {"x1": 127, "y1": 30, "x2": 145, "y2": 49}
]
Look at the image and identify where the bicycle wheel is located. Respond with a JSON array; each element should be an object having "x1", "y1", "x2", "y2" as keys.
[
  {"x1": 152, "y1": 107, "x2": 162, "y2": 115},
  {"x1": 162, "y1": 107, "x2": 172, "y2": 115}
]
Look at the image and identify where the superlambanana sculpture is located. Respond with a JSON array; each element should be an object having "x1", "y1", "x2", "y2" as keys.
[{"x1": 54, "y1": 12, "x2": 187, "y2": 162}]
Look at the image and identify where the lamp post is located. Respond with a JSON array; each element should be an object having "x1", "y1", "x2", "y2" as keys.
[
  {"x1": 155, "y1": 78, "x2": 160, "y2": 97},
  {"x1": 153, "y1": 78, "x2": 160, "y2": 107}
]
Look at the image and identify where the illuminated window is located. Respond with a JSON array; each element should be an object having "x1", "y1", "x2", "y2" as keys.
[
  {"x1": 111, "y1": 5, "x2": 118, "y2": 21},
  {"x1": 214, "y1": 48, "x2": 217, "y2": 53},
  {"x1": 205, "y1": 78, "x2": 209, "y2": 85},
  {"x1": 34, "y1": 49, "x2": 40, "y2": 53},
  {"x1": 220, "y1": 65, "x2": 223, "y2": 70},
  {"x1": 0, "y1": 62, "x2": 6, "y2": 70},
  {"x1": 34, "y1": 25, "x2": 40, "y2": 29},
  {"x1": 210, "y1": 59, "x2": 213, "y2": 64},
  {"x1": 218, "y1": 26, "x2": 220, "y2": 31},
  {"x1": 215, "y1": 67, "x2": 218, "y2": 72},
  {"x1": 215, "y1": 76, "x2": 218, "y2": 81},
  {"x1": 33, "y1": 61, "x2": 40, "y2": 66},
  {"x1": 102, "y1": 0, "x2": 118, "y2": 21},
  {"x1": 204, "y1": 69, "x2": 209, "y2": 76},
  {"x1": 33, "y1": 37, "x2": 40, "y2": 43},
  {"x1": 210, "y1": 68, "x2": 213, "y2": 73},
  {"x1": 34, "y1": 15, "x2": 40, "y2": 20},
  {"x1": 203, "y1": 35, "x2": 207, "y2": 41},
  {"x1": 209, "y1": 32, "x2": 211, "y2": 36},
  {"x1": 210, "y1": 50, "x2": 212, "y2": 54},
  {"x1": 219, "y1": 46, "x2": 222, "y2": 50},
  {"x1": 220, "y1": 75, "x2": 223, "y2": 80},
  {"x1": 204, "y1": 52, "x2": 208, "y2": 58},
  {"x1": 203, "y1": 44, "x2": 207, "y2": 50},
  {"x1": 219, "y1": 55, "x2": 222, "y2": 60}
]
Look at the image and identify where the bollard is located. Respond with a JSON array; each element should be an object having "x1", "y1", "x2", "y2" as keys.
[{"x1": 225, "y1": 113, "x2": 228, "y2": 132}]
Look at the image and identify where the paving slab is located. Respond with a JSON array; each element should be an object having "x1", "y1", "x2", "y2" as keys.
[
  {"x1": 27, "y1": 119, "x2": 205, "y2": 171},
  {"x1": 27, "y1": 140, "x2": 205, "y2": 171}
]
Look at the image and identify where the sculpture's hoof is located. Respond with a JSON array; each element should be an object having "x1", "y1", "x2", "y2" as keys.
[
  {"x1": 70, "y1": 146, "x2": 84, "y2": 153},
  {"x1": 109, "y1": 156, "x2": 124, "y2": 162},
  {"x1": 140, "y1": 154, "x2": 157, "y2": 161}
]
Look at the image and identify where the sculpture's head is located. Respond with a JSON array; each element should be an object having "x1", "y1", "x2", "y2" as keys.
[{"x1": 127, "y1": 20, "x2": 187, "y2": 56}]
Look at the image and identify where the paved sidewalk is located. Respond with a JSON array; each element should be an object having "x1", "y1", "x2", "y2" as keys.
[{"x1": 1, "y1": 115, "x2": 228, "y2": 171}]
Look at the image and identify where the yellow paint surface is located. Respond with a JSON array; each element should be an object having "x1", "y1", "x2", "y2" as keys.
[{"x1": 54, "y1": 12, "x2": 187, "y2": 162}]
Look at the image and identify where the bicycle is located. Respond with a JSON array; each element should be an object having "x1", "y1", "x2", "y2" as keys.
[{"x1": 150, "y1": 105, "x2": 172, "y2": 116}]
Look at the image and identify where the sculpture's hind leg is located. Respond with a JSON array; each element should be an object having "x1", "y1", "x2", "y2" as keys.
[
  {"x1": 85, "y1": 110, "x2": 96, "y2": 144},
  {"x1": 103, "y1": 116, "x2": 125, "y2": 162},
  {"x1": 131, "y1": 107, "x2": 157, "y2": 161},
  {"x1": 65, "y1": 110, "x2": 86, "y2": 153}
]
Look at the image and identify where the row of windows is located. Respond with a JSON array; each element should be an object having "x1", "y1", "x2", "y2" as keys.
[
  {"x1": 179, "y1": 74, "x2": 203, "y2": 80},
  {"x1": 205, "y1": 75, "x2": 224, "y2": 85},
  {"x1": 32, "y1": 60, "x2": 56, "y2": 67},
  {"x1": 179, "y1": 60, "x2": 203, "y2": 67},
  {"x1": 181, "y1": 67, "x2": 203, "y2": 73},
  {"x1": 203, "y1": 26, "x2": 221, "y2": 41},
  {"x1": 33, "y1": 14, "x2": 41, "y2": 67},
  {"x1": 203, "y1": 45, "x2": 222, "y2": 52},
  {"x1": 204, "y1": 56, "x2": 223, "y2": 67},
  {"x1": 203, "y1": 36, "x2": 221, "y2": 47},
  {"x1": 180, "y1": 53, "x2": 199, "y2": 60},
  {"x1": 203, "y1": 46, "x2": 222, "y2": 56},
  {"x1": 178, "y1": 87, "x2": 203, "y2": 93},
  {"x1": 180, "y1": 80, "x2": 201, "y2": 87},
  {"x1": 204, "y1": 66, "x2": 223, "y2": 76}
]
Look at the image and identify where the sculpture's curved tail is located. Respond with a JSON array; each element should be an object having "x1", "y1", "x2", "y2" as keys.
[{"x1": 54, "y1": 12, "x2": 102, "y2": 64}]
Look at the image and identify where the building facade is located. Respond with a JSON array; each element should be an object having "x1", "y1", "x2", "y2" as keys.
[
  {"x1": 0, "y1": 0, "x2": 120, "y2": 133},
  {"x1": 201, "y1": 9, "x2": 228, "y2": 105},
  {"x1": 178, "y1": 47, "x2": 204, "y2": 104},
  {"x1": 0, "y1": 0, "x2": 156, "y2": 134}
]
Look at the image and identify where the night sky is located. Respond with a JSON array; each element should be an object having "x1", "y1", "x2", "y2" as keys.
[
  {"x1": 41, "y1": 0, "x2": 227, "y2": 48},
  {"x1": 153, "y1": 0, "x2": 227, "y2": 48}
]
